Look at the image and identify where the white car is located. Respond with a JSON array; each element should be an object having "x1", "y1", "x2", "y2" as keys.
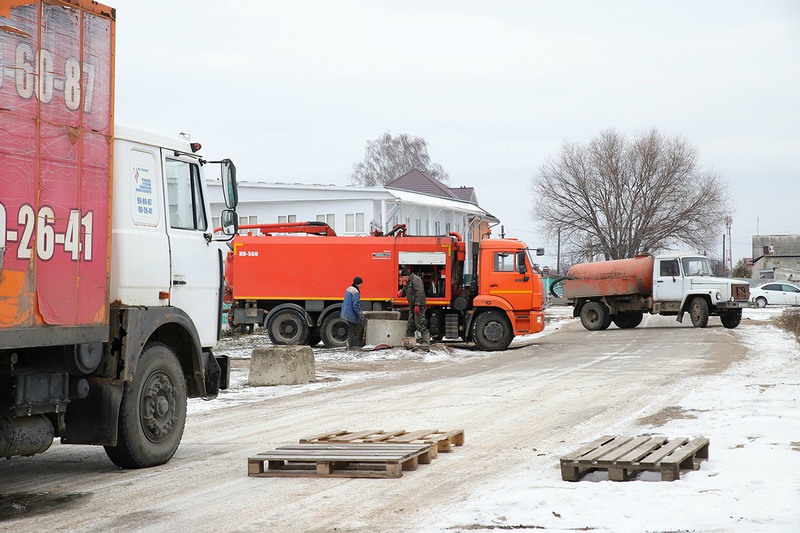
[{"x1": 750, "y1": 282, "x2": 800, "y2": 307}]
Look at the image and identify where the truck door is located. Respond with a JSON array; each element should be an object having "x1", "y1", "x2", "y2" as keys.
[
  {"x1": 488, "y1": 250, "x2": 535, "y2": 310},
  {"x1": 163, "y1": 154, "x2": 219, "y2": 347},
  {"x1": 653, "y1": 258, "x2": 684, "y2": 302}
]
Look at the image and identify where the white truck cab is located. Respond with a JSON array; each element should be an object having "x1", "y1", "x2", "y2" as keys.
[
  {"x1": 112, "y1": 126, "x2": 236, "y2": 347},
  {"x1": 651, "y1": 254, "x2": 750, "y2": 327}
]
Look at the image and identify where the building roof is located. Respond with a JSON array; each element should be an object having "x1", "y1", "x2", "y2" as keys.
[
  {"x1": 385, "y1": 169, "x2": 460, "y2": 200},
  {"x1": 388, "y1": 189, "x2": 489, "y2": 217},
  {"x1": 449, "y1": 186, "x2": 478, "y2": 204}
]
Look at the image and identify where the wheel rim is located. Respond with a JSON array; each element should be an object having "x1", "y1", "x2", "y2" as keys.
[
  {"x1": 272, "y1": 313, "x2": 303, "y2": 343},
  {"x1": 584, "y1": 308, "x2": 600, "y2": 326},
  {"x1": 481, "y1": 321, "x2": 504, "y2": 342},
  {"x1": 140, "y1": 370, "x2": 178, "y2": 444},
  {"x1": 322, "y1": 317, "x2": 348, "y2": 347},
  {"x1": 279, "y1": 320, "x2": 297, "y2": 338},
  {"x1": 329, "y1": 322, "x2": 347, "y2": 343}
]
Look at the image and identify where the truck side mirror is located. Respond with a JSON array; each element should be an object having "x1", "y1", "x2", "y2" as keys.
[
  {"x1": 516, "y1": 251, "x2": 528, "y2": 274},
  {"x1": 535, "y1": 247, "x2": 545, "y2": 256},
  {"x1": 219, "y1": 209, "x2": 238, "y2": 236},
  {"x1": 221, "y1": 159, "x2": 238, "y2": 209}
]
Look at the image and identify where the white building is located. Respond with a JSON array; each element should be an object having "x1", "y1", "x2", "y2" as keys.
[{"x1": 206, "y1": 170, "x2": 496, "y2": 240}]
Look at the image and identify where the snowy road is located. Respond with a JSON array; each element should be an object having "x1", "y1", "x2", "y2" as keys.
[{"x1": 1, "y1": 308, "x2": 798, "y2": 532}]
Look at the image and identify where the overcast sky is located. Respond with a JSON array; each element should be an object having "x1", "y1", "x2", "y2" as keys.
[{"x1": 112, "y1": 0, "x2": 799, "y2": 267}]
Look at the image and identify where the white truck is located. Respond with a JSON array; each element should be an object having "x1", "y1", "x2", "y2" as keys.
[
  {"x1": 561, "y1": 253, "x2": 751, "y2": 330},
  {"x1": 1, "y1": 0, "x2": 238, "y2": 467}
]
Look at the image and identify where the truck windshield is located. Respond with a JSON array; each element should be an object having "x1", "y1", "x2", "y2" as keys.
[{"x1": 681, "y1": 257, "x2": 713, "y2": 277}]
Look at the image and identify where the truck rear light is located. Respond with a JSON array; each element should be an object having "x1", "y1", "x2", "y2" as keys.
[{"x1": 159, "y1": 291, "x2": 170, "y2": 300}]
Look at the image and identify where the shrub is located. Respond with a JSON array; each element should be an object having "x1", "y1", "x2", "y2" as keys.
[{"x1": 775, "y1": 308, "x2": 800, "y2": 339}]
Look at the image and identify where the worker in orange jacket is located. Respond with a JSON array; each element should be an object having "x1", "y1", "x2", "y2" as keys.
[{"x1": 400, "y1": 267, "x2": 430, "y2": 346}]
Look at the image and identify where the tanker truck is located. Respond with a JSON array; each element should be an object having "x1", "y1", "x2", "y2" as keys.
[
  {"x1": 225, "y1": 222, "x2": 546, "y2": 351},
  {"x1": 560, "y1": 253, "x2": 750, "y2": 330},
  {"x1": 1, "y1": 0, "x2": 239, "y2": 467}
]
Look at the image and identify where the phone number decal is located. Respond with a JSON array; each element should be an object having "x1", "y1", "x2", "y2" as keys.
[{"x1": 0, "y1": 203, "x2": 93, "y2": 262}]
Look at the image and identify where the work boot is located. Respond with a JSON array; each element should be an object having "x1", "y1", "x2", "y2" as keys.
[{"x1": 419, "y1": 331, "x2": 431, "y2": 347}]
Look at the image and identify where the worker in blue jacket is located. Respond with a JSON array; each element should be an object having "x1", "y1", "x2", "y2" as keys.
[{"x1": 341, "y1": 276, "x2": 365, "y2": 348}]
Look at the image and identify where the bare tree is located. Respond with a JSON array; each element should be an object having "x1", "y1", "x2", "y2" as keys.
[
  {"x1": 530, "y1": 129, "x2": 731, "y2": 262},
  {"x1": 350, "y1": 132, "x2": 449, "y2": 186}
]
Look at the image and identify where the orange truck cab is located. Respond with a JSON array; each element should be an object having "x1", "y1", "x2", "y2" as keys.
[{"x1": 225, "y1": 223, "x2": 545, "y2": 351}]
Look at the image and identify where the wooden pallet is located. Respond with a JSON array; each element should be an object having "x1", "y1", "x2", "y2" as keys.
[
  {"x1": 300, "y1": 429, "x2": 465, "y2": 457},
  {"x1": 560, "y1": 435, "x2": 709, "y2": 481},
  {"x1": 248, "y1": 443, "x2": 433, "y2": 479}
]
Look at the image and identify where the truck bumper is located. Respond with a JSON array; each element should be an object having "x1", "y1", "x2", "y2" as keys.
[
  {"x1": 717, "y1": 301, "x2": 750, "y2": 310},
  {"x1": 513, "y1": 310, "x2": 545, "y2": 335}
]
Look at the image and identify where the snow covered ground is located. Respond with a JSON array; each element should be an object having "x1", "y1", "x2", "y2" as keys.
[
  {"x1": 193, "y1": 307, "x2": 577, "y2": 414},
  {"x1": 432, "y1": 307, "x2": 800, "y2": 533},
  {"x1": 197, "y1": 307, "x2": 800, "y2": 532}
]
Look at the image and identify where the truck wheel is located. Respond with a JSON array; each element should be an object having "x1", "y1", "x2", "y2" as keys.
[
  {"x1": 472, "y1": 310, "x2": 513, "y2": 351},
  {"x1": 267, "y1": 309, "x2": 309, "y2": 345},
  {"x1": 612, "y1": 311, "x2": 643, "y2": 329},
  {"x1": 688, "y1": 297, "x2": 709, "y2": 328},
  {"x1": 580, "y1": 301, "x2": 610, "y2": 331},
  {"x1": 104, "y1": 342, "x2": 187, "y2": 468},
  {"x1": 755, "y1": 296, "x2": 767, "y2": 308},
  {"x1": 320, "y1": 314, "x2": 348, "y2": 348},
  {"x1": 720, "y1": 309, "x2": 742, "y2": 329}
]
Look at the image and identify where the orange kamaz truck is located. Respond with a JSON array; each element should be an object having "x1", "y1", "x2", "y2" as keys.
[{"x1": 225, "y1": 223, "x2": 546, "y2": 351}]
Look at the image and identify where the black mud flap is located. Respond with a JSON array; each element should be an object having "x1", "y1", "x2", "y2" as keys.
[
  {"x1": 216, "y1": 354, "x2": 230, "y2": 390},
  {"x1": 202, "y1": 351, "x2": 227, "y2": 399},
  {"x1": 62, "y1": 378, "x2": 123, "y2": 445}
]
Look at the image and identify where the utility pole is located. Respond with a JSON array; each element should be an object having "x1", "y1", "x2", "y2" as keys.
[
  {"x1": 724, "y1": 216, "x2": 733, "y2": 275},
  {"x1": 556, "y1": 225, "x2": 561, "y2": 275}
]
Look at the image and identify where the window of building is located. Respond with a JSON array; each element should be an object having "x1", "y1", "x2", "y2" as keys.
[
  {"x1": 445, "y1": 222, "x2": 451, "y2": 233},
  {"x1": 165, "y1": 158, "x2": 206, "y2": 231},
  {"x1": 415, "y1": 218, "x2": 421, "y2": 235},
  {"x1": 434, "y1": 221, "x2": 440, "y2": 235},
  {"x1": 317, "y1": 213, "x2": 335, "y2": 229},
  {"x1": 345, "y1": 213, "x2": 365, "y2": 233}
]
